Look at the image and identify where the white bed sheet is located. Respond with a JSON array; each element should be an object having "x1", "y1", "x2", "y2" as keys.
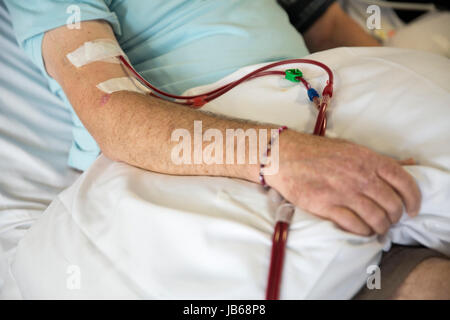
[{"x1": 0, "y1": 1, "x2": 79, "y2": 299}]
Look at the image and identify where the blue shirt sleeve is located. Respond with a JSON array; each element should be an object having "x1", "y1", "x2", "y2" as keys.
[
  {"x1": 3, "y1": 0, "x2": 122, "y2": 171},
  {"x1": 4, "y1": 0, "x2": 121, "y2": 76}
]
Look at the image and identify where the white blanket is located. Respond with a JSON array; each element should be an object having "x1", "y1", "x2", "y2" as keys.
[{"x1": 11, "y1": 47, "x2": 450, "y2": 299}]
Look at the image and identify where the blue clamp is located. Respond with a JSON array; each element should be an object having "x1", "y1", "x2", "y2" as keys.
[{"x1": 307, "y1": 88, "x2": 319, "y2": 102}]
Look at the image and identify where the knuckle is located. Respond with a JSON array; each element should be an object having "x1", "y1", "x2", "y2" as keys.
[
  {"x1": 359, "y1": 172, "x2": 378, "y2": 193},
  {"x1": 411, "y1": 182, "x2": 422, "y2": 203},
  {"x1": 384, "y1": 193, "x2": 403, "y2": 221},
  {"x1": 388, "y1": 211, "x2": 402, "y2": 225},
  {"x1": 368, "y1": 212, "x2": 388, "y2": 232},
  {"x1": 392, "y1": 198, "x2": 404, "y2": 216},
  {"x1": 327, "y1": 207, "x2": 341, "y2": 221},
  {"x1": 302, "y1": 185, "x2": 336, "y2": 212},
  {"x1": 362, "y1": 226, "x2": 373, "y2": 236},
  {"x1": 388, "y1": 208, "x2": 403, "y2": 225},
  {"x1": 354, "y1": 223, "x2": 372, "y2": 236},
  {"x1": 378, "y1": 157, "x2": 398, "y2": 175}
]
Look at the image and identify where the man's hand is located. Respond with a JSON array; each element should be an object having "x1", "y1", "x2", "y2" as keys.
[{"x1": 267, "y1": 130, "x2": 421, "y2": 235}]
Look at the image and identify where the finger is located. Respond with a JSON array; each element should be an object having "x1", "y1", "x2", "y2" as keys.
[
  {"x1": 327, "y1": 206, "x2": 373, "y2": 236},
  {"x1": 362, "y1": 176, "x2": 404, "y2": 224},
  {"x1": 348, "y1": 195, "x2": 391, "y2": 234},
  {"x1": 377, "y1": 161, "x2": 422, "y2": 217},
  {"x1": 398, "y1": 158, "x2": 415, "y2": 165}
]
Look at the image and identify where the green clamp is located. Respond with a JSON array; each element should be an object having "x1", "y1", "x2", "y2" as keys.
[{"x1": 285, "y1": 69, "x2": 303, "y2": 82}]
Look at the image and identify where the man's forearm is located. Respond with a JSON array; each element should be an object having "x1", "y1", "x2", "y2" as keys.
[
  {"x1": 330, "y1": 6, "x2": 380, "y2": 48},
  {"x1": 303, "y1": 2, "x2": 380, "y2": 52},
  {"x1": 92, "y1": 90, "x2": 278, "y2": 183}
]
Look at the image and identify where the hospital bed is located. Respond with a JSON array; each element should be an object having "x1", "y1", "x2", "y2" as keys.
[{"x1": 1, "y1": 1, "x2": 449, "y2": 299}]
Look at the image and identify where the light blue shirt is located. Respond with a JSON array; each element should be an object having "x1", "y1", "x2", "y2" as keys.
[{"x1": 5, "y1": 0, "x2": 309, "y2": 171}]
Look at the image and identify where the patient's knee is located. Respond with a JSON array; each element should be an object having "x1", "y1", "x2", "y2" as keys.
[{"x1": 393, "y1": 257, "x2": 450, "y2": 300}]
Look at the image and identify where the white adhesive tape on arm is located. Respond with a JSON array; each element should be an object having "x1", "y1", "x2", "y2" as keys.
[
  {"x1": 96, "y1": 77, "x2": 151, "y2": 94},
  {"x1": 67, "y1": 39, "x2": 126, "y2": 67}
]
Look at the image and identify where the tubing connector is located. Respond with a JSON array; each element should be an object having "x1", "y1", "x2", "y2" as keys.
[
  {"x1": 189, "y1": 96, "x2": 207, "y2": 107},
  {"x1": 322, "y1": 82, "x2": 333, "y2": 98},
  {"x1": 285, "y1": 69, "x2": 303, "y2": 83},
  {"x1": 275, "y1": 202, "x2": 295, "y2": 223},
  {"x1": 307, "y1": 88, "x2": 319, "y2": 102}
]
